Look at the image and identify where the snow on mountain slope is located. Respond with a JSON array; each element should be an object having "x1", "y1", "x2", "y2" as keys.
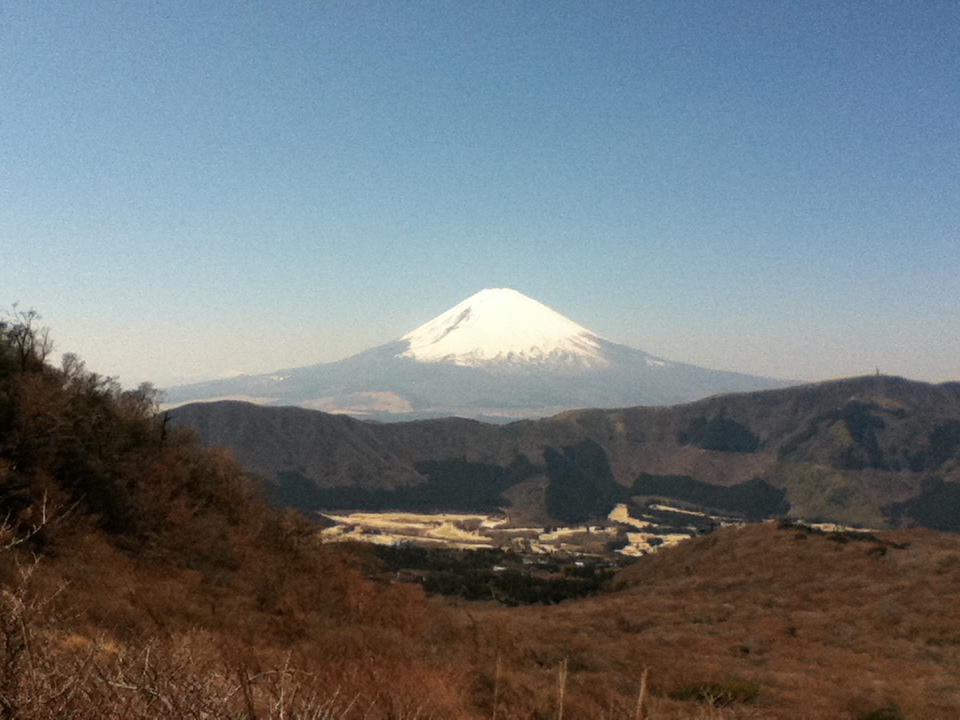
[
  {"x1": 399, "y1": 288, "x2": 609, "y2": 369},
  {"x1": 163, "y1": 287, "x2": 791, "y2": 420}
]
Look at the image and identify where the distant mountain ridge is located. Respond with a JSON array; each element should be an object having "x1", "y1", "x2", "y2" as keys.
[
  {"x1": 171, "y1": 375, "x2": 960, "y2": 531},
  {"x1": 165, "y1": 288, "x2": 790, "y2": 420}
]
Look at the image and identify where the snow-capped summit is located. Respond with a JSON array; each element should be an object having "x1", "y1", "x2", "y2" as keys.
[
  {"x1": 163, "y1": 287, "x2": 790, "y2": 421},
  {"x1": 399, "y1": 288, "x2": 609, "y2": 369}
]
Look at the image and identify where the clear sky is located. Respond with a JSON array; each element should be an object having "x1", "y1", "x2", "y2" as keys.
[{"x1": 2, "y1": 1, "x2": 958, "y2": 388}]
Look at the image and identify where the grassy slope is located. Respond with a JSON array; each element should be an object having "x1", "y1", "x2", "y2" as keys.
[
  {"x1": 12, "y1": 510, "x2": 960, "y2": 719},
  {"x1": 5, "y1": 315, "x2": 960, "y2": 719},
  {"x1": 457, "y1": 521, "x2": 960, "y2": 719}
]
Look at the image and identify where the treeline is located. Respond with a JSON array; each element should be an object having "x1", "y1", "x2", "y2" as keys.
[{"x1": 371, "y1": 544, "x2": 619, "y2": 606}]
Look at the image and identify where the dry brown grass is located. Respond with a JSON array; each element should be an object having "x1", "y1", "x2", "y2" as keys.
[
  {"x1": 448, "y1": 522, "x2": 960, "y2": 719},
  {"x1": 8, "y1": 310, "x2": 960, "y2": 719},
  {"x1": 6, "y1": 517, "x2": 960, "y2": 718},
  {"x1": 7, "y1": 489, "x2": 960, "y2": 720},
  {"x1": 0, "y1": 510, "x2": 480, "y2": 720}
]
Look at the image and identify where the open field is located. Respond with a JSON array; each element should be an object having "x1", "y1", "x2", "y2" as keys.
[{"x1": 317, "y1": 502, "x2": 747, "y2": 558}]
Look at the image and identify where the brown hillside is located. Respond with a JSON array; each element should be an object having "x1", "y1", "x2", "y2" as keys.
[
  {"x1": 0, "y1": 310, "x2": 478, "y2": 719},
  {"x1": 5, "y1": 311, "x2": 960, "y2": 719},
  {"x1": 458, "y1": 521, "x2": 960, "y2": 719}
]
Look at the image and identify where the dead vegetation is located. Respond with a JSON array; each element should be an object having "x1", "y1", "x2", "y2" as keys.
[
  {"x1": 3, "y1": 310, "x2": 960, "y2": 719},
  {"x1": 455, "y1": 521, "x2": 960, "y2": 719}
]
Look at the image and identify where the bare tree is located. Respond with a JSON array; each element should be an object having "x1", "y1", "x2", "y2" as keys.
[{"x1": 1, "y1": 306, "x2": 53, "y2": 373}]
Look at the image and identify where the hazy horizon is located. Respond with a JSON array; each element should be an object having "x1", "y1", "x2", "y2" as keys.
[{"x1": 3, "y1": 2, "x2": 958, "y2": 388}]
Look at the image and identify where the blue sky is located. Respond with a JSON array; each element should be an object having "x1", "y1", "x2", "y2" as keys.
[{"x1": 2, "y1": 1, "x2": 958, "y2": 387}]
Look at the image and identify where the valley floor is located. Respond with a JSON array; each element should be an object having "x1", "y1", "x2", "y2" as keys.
[{"x1": 316, "y1": 501, "x2": 742, "y2": 557}]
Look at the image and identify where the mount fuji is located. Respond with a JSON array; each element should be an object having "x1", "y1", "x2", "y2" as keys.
[{"x1": 164, "y1": 288, "x2": 791, "y2": 420}]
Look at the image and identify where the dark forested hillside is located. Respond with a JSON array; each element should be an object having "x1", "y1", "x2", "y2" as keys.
[{"x1": 172, "y1": 375, "x2": 960, "y2": 529}]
